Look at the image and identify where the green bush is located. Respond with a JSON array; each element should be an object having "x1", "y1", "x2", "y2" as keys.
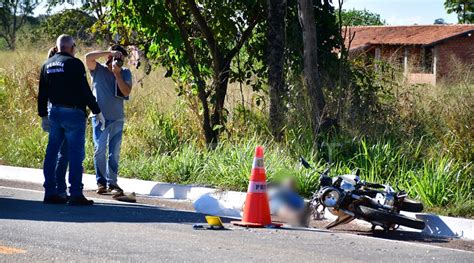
[{"x1": 38, "y1": 9, "x2": 97, "y2": 44}]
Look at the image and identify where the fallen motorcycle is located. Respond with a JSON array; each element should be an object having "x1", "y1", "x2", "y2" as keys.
[{"x1": 301, "y1": 158, "x2": 425, "y2": 232}]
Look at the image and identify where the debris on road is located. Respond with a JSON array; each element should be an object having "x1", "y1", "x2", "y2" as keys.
[
  {"x1": 112, "y1": 192, "x2": 137, "y2": 203},
  {"x1": 193, "y1": 216, "x2": 226, "y2": 230},
  {"x1": 193, "y1": 193, "x2": 241, "y2": 218}
]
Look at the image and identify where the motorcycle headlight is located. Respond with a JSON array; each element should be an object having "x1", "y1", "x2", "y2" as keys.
[{"x1": 321, "y1": 188, "x2": 341, "y2": 207}]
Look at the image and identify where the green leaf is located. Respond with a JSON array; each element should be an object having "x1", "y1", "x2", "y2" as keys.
[{"x1": 212, "y1": 125, "x2": 223, "y2": 131}]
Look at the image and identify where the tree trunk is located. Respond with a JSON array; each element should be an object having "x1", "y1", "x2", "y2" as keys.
[
  {"x1": 197, "y1": 82, "x2": 215, "y2": 147},
  {"x1": 166, "y1": 0, "x2": 218, "y2": 147},
  {"x1": 209, "y1": 62, "x2": 231, "y2": 148},
  {"x1": 297, "y1": 0, "x2": 326, "y2": 140},
  {"x1": 6, "y1": 37, "x2": 15, "y2": 50},
  {"x1": 267, "y1": 0, "x2": 287, "y2": 141}
]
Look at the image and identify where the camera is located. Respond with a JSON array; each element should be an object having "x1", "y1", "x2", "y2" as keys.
[{"x1": 113, "y1": 57, "x2": 124, "y2": 67}]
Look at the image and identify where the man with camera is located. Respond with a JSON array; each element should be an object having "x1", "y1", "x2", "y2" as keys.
[
  {"x1": 38, "y1": 34, "x2": 105, "y2": 205},
  {"x1": 85, "y1": 45, "x2": 133, "y2": 195}
]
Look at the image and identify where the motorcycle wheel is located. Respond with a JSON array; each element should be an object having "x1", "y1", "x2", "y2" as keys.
[
  {"x1": 357, "y1": 205, "x2": 426, "y2": 230},
  {"x1": 400, "y1": 198, "x2": 424, "y2": 212}
]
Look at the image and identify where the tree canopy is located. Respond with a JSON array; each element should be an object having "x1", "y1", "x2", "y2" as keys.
[
  {"x1": 340, "y1": 8, "x2": 385, "y2": 26},
  {"x1": 97, "y1": 0, "x2": 266, "y2": 145},
  {"x1": 88, "y1": 0, "x2": 343, "y2": 145},
  {"x1": 444, "y1": 0, "x2": 473, "y2": 24}
]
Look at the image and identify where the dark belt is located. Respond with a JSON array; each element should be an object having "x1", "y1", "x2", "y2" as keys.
[{"x1": 53, "y1": 104, "x2": 81, "y2": 109}]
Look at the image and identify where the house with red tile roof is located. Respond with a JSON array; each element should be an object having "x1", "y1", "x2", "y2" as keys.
[{"x1": 344, "y1": 25, "x2": 474, "y2": 85}]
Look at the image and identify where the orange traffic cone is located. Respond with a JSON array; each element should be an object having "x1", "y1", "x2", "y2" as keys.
[{"x1": 231, "y1": 146, "x2": 282, "y2": 228}]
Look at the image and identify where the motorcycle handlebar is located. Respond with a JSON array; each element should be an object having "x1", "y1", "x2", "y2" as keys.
[
  {"x1": 321, "y1": 166, "x2": 331, "y2": 176},
  {"x1": 300, "y1": 158, "x2": 385, "y2": 189},
  {"x1": 300, "y1": 157, "x2": 333, "y2": 177}
]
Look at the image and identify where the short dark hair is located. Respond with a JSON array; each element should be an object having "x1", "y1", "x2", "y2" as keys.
[{"x1": 109, "y1": 44, "x2": 128, "y2": 57}]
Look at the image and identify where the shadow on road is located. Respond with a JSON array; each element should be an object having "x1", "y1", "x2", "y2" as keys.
[
  {"x1": 0, "y1": 197, "x2": 233, "y2": 224},
  {"x1": 309, "y1": 220, "x2": 454, "y2": 244}
]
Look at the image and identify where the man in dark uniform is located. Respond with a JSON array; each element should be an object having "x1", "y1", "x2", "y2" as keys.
[{"x1": 38, "y1": 34, "x2": 105, "y2": 205}]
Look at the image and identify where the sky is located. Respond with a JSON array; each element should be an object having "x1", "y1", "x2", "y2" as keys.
[
  {"x1": 338, "y1": 0, "x2": 458, "y2": 25},
  {"x1": 35, "y1": 0, "x2": 459, "y2": 26}
]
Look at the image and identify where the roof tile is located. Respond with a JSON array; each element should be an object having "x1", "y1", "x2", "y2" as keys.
[{"x1": 344, "y1": 25, "x2": 474, "y2": 49}]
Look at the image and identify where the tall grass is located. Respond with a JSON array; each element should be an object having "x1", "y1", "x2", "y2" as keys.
[{"x1": 0, "y1": 50, "x2": 472, "y2": 217}]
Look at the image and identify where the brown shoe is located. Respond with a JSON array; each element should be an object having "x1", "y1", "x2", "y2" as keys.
[{"x1": 96, "y1": 183, "x2": 107, "y2": 194}]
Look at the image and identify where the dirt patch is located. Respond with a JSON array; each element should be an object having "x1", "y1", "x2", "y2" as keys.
[{"x1": 84, "y1": 189, "x2": 195, "y2": 211}]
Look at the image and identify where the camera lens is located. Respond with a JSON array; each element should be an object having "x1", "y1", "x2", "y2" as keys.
[{"x1": 114, "y1": 58, "x2": 124, "y2": 67}]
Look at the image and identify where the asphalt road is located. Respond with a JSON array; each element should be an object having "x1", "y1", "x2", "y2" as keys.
[{"x1": 0, "y1": 186, "x2": 472, "y2": 262}]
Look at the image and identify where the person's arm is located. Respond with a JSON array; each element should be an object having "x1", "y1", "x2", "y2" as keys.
[
  {"x1": 37, "y1": 65, "x2": 49, "y2": 117},
  {"x1": 112, "y1": 64, "x2": 132, "y2": 97},
  {"x1": 76, "y1": 60, "x2": 101, "y2": 114},
  {"x1": 85, "y1": 50, "x2": 120, "y2": 71}
]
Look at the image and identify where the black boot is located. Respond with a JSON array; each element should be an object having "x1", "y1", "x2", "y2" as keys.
[
  {"x1": 43, "y1": 194, "x2": 68, "y2": 204},
  {"x1": 68, "y1": 195, "x2": 94, "y2": 206}
]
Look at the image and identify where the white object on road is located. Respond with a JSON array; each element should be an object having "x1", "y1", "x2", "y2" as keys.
[
  {"x1": 193, "y1": 193, "x2": 242, "y2": 218},
  {"x1": 409, "y1": 212, "x2": 474, "y2": 239}
]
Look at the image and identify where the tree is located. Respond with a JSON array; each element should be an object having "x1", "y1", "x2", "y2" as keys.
[
  {"x1": 284, "y1": 0, "x2": 341, "y2": 96},
  {"x1": 101, "y1": 0, "x2": 265, "y2": 147},
  {"x1": 95, "y1": 0, "x2": 341, "y2": 146},
  {"x1": 0, "y1": 0, "x2": 38, "y2": 50},
  {"x1": 444, "y1": 0, "x2": 473, "y2": 24},
  {"x1": 340, "y1": 8, "x2": 385, "y2": 26},
  {"x1": 45, "y1": 1, "x2": 114, "y2": 42},
  {"x1": 39, "y1": 9, "x2": 96, "y2": 42},
  {"x1": 267, "y1": 0, "x2": 287, "y2": 141},
  {"x1": 297, "y1": 0, "x2": 326, "y2": 141}
]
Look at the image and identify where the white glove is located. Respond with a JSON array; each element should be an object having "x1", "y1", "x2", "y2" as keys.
[
  {"x1": 95, "y1": 112, "x2": 106, "y2": 131},
  {"x1": 41, "y1": 116, "x2": 50, "y2": 132}
]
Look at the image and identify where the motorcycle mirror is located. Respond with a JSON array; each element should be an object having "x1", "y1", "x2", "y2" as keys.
[
  {"x1": 322, "y1": 163, "x2": 333, "y2": 176},
  {"x1": 325, "y1": 163, "x2": 334, "y2": 173},
  {"x1": 355, "y1": 168, "x2": 360, "y2": 177},
  {"x1": 300, "y1": 157, "x2": 312, "y2": 169}
]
